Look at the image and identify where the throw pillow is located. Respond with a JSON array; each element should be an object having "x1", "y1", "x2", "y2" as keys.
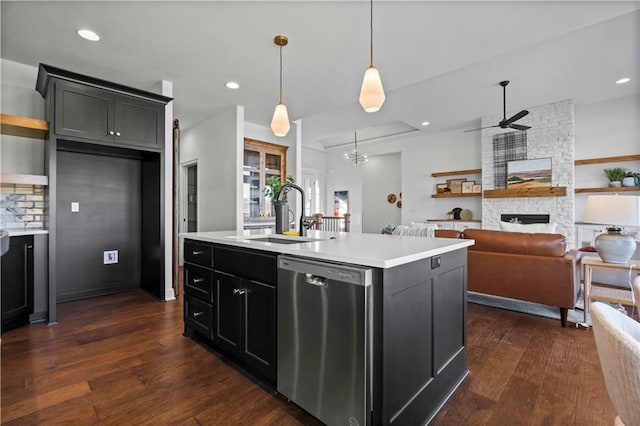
[{"x1": 499, "y1": 221, "x2": 558, "y2": 234}]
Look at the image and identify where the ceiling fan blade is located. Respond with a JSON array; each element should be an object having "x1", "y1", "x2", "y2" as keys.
[
  {"x1": 503, "y1": 110, "x2": 529, "y2": 125},
  {"x1": 463, "y1": 124, "x2": 499, "y2": 133},
  {"x1": 509, "y1": 123, "x2": 531, "y2": 131}
]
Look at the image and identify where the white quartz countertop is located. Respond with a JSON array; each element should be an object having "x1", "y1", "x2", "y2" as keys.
[
  {"x1": 6, "y1": 229, "x2": 49, "y2": 236},
  {"x1": 180, "y1": 230, "x2": 474, "y2": 268}
]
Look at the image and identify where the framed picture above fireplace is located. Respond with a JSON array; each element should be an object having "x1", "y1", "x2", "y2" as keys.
[{"x1": 507, "y1": 158, "x2": 552, "y2": 188}]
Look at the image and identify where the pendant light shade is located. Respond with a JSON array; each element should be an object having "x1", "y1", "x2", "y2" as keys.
[
  {"x1": 271, "y1": 103, "x2": 290, "y2": 137},
  {"x1": 271, "y1": 35, "x2": 290, "y2": 137},
  {"x1": 359, "y1": 0, "x2": 385, "y2": 113},
  {"x1": 359, "y1": 66, "x2": 385, "y2": 113}
]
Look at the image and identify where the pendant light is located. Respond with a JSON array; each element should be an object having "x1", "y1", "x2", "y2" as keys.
[
  {"x1": 271, "y1": 35, "x2": 290, "y2": 137},
  {"x1": 359, "y1": 0, "x2": 385, "y2": 113},
  {"x1": 344, "y1": 131, "x2": 368, "y2": 164}
]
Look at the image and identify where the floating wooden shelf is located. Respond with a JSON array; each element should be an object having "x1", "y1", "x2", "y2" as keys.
[
  {"x1": 575, "y1": 186, "x2": 640, "y2": 193},
  {"x1": 431, "y1": 192, "x2": 482, "y2": 198},
  {"x1": 574, "y1": 154, "x2": 640, "y2": 166},
  {"x1": 431, "y1": 168, "x2": 482, "y2": 178},
  {"x1": 483, "y1": 186, "x2": 567, "y2": 198},
  {"x1": 0, "y1": 114, "x2": 49, "y2": 139},
  {"x1": 0, "y1": 173, "x2": 48, "y2": 186}
]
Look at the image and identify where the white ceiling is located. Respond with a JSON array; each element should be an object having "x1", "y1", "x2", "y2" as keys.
[{"x1": 1, "y1": 1, "x2": 639, "y2": 149}]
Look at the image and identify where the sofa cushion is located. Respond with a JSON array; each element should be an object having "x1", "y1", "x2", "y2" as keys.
[
  {"x1": 463, "y1": 228, "x2": 567, "y2": 257},
  {"x1": 499, "y1": 221, "x2": 558, "y2": 233}
]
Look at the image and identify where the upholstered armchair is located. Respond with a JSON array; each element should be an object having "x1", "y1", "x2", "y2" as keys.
[{"x1": 591, "y1": 302, "x2": 640, "y2": 426}]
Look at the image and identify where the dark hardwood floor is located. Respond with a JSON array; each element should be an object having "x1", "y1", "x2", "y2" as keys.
[{"x1": 1, "y1": 289, "x2": 616, "y2": 425}]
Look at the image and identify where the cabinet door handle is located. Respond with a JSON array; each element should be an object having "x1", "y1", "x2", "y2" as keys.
[
  {"x1": 109, "y1": 131, "x2": 115, "y2": 136},
  {"x1": 115, "y1": 132, "x2": 121, "y2": 137},
  {"x1": 192, "y1": 250, "x2": 203, "y2": 255},
  {"x1": 192, "y1": 311, "x2": 204, "y2": 317},
  {"x1": 233, "y1": 288, "x2": 246, "y2": 295},
  {"x1": 192, "y1": 277, "x2": 204, "y2": 283}
]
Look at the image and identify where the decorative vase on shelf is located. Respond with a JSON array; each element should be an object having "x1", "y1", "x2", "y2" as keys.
[
  {"x1": 608, "y1": 181, "x2": 622, "y2": 187},
  {"x1": 622, "y1": 177, "x2": 636, "y2": 187}
]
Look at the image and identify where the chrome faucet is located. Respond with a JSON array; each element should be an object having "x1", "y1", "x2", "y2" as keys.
[{"x1": 276, "y1": 183, "x2": 307, "y2": 236}]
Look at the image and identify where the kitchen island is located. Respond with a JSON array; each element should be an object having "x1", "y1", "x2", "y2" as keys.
[{"x1": 180, "y1": 230, "x2": 473, "y2": 425}]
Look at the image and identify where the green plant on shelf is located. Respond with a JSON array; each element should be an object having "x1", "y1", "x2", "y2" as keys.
[{"x1": 603, "y1": 167, "x2": 627, "y2": 183}]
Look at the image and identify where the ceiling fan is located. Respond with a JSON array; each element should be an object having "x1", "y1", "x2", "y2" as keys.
[{"x1": 464, "y1": 80, "x2": 531, "y2": 132}]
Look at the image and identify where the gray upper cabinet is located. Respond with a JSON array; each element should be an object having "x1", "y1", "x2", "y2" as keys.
[
  {"x1": 115, "y1": 96, "x2": 164, "y2": 147},
  {"x1": 55, "y1": 81, "x2": 114, "y2": 143},
  {"x1": 37, "y1": 63, "x2": 171, "y2": 150},
  {"x1": 54, "y1": 80, "x2": 163, "y2": 148}
]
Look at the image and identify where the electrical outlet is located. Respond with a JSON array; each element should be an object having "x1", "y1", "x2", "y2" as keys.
[
  {"x1": 104, "y1": 250, "x2": 118, "y2": 265},
  {"x1": 71, "y1": 202, "x2": 79, "y2": 212}
]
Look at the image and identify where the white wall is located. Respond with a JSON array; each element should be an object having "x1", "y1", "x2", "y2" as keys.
[
  {"x1": 574, "y1": 94, "x2": 640, "y2": 222},
  {"x1": 320, "y1": 94, "x2": 638, "y2": 236},
  {"x1": 362, "y1": 152, "x2": 402, "y2": 233},
  {"x1": 1, "y1": 59, "x2": 44, "y2": 174},
  {"x1": 325, "y1": 128, "x2": 482, "y2": 232},
  {"x1": 181, "y1": 106, "x2": 242, "y2": 231}
]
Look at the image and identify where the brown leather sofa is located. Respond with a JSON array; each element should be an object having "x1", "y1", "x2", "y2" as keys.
[{"x1": 435, "y1": 228, "x2": 582, "y2": 327}]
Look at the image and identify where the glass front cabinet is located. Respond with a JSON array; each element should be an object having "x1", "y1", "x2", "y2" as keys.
[{"x1": 243, "y1": 139, "x2": 288, "y2": 223}]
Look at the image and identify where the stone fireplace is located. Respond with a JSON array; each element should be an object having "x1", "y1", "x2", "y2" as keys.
[{"x1": 481, "y1": 100, "x2": 575, "y2": 247}]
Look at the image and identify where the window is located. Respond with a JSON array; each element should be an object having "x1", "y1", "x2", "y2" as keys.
[{"x1": 243, "y1": 139, "x2": 288, "y2": 220}]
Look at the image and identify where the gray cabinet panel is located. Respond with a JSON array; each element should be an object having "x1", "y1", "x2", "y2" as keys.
[
  {"x1": 433, "y1": 266, "x2": 465, "y2": 373},
  {"x1": 1, "y1": 236, "x2": 34, "y2": 332},
  {"x1": 53, "y1": 80, "x2": 164, "y2": 149},
  {"x1": 116, "y1": 97, "x2": 163, "y2": 147},
  {"x1": 55, "y1": 81, "x2": 113, "y2": 142}
]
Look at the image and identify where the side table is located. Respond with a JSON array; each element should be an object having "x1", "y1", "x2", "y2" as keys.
[{"x1": 582, "y1": 256, "x2": 640, "y2": 325}]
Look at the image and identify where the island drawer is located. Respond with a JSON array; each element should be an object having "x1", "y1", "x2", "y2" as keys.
[
  {"x1": 185, "y1": 294, "x2": 213, "y2": 340},
  {"x1": 184, "y1": 263, "x2": 214, "y2": 303},
  {"x1": 214, "y1": 245, "x2": 277, "y2": 285},
  {"x1": 184, "y1": 240, "x2": 214, "y2": 268}
]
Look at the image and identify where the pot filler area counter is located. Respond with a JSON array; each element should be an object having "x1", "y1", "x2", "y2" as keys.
[{"x1": 180, "y1": 230, "x2": 474, "y2": 425}]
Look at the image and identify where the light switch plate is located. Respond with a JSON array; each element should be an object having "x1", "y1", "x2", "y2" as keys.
[
  {"x1": 104, "y1": 250, "x2": 118, "y2": 265},
  {"x1": 71, "y1": 202, "x2": 79, "y2": 212}
]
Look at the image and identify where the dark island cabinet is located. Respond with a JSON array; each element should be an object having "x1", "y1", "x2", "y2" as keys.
[
  {"x1": 54, "y1": 80, "x2": 164, "y2": 148},
  {"x1": 1, "y1": 236, "x2": 34, "y2": 333},
  {"x1": 183, "y1": 240, "x2": 277, "y2": 385},
  {"x1": 213, "y1": 270, "x2": 276, "y2": 383}
]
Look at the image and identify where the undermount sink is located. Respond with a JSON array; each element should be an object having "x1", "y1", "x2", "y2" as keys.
[{"x1": 245, "y1": 236, "x2": 326, "y2": 245}]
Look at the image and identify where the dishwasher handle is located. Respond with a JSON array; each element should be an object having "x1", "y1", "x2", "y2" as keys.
[
  {"x1": 304, "y1": 273, "x2": 327, "y2": 287},
  {"x1": 278, "y1": 255, "x2": 372, "y2": 286}
]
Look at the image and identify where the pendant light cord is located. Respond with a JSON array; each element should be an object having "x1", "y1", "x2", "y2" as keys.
[
  {"x1": 279, "y1": 45, "x2": 284, "y2": 104},
  {"x1": 354, "y1": 131, "x2": 359, "y2": 164},
  {"x1": 369, "y1": 0, "x2": 374, "y2": 67}
]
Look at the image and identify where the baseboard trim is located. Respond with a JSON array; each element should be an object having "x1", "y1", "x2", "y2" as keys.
[{"x1": 57, "y1": 281, "x2": 140, "y2": 302}]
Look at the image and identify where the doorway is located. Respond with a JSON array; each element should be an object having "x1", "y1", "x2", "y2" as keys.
[
  {"x1": 187, "y1": 164, "x2": 198, "y2": 232},
  {"x1": 362, "y1": 152, "x2": 402, "y2": 233}
]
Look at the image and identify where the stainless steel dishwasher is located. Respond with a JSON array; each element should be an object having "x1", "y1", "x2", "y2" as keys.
[{"x1": 277, "y1": 255, "x2": 373, "y2": 426}]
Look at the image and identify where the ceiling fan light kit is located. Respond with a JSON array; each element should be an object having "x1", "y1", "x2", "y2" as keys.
[
  {"x1": 270, "y1": 35, "x2": 290, "y2": 137},
  {"x1": 359, "y1": 0, "x2": 385, "y2": 113},
  {"x1": 465, "y1": 80, "x2": 531, "y2": 133}
]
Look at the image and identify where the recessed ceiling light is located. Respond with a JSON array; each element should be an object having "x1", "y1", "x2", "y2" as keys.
[
  {"x1": 616, "y1": 77, "x2": 630, "y2": 85},
  {"x1": 225, "y1": 81, "x2": 240, "y2": 89},
  {"x1": 421, "y1": 121, "x2": 430, "y2": 126},
  {"x1": 76, "y1": 29, "x2": 100, "y2": 42}
]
